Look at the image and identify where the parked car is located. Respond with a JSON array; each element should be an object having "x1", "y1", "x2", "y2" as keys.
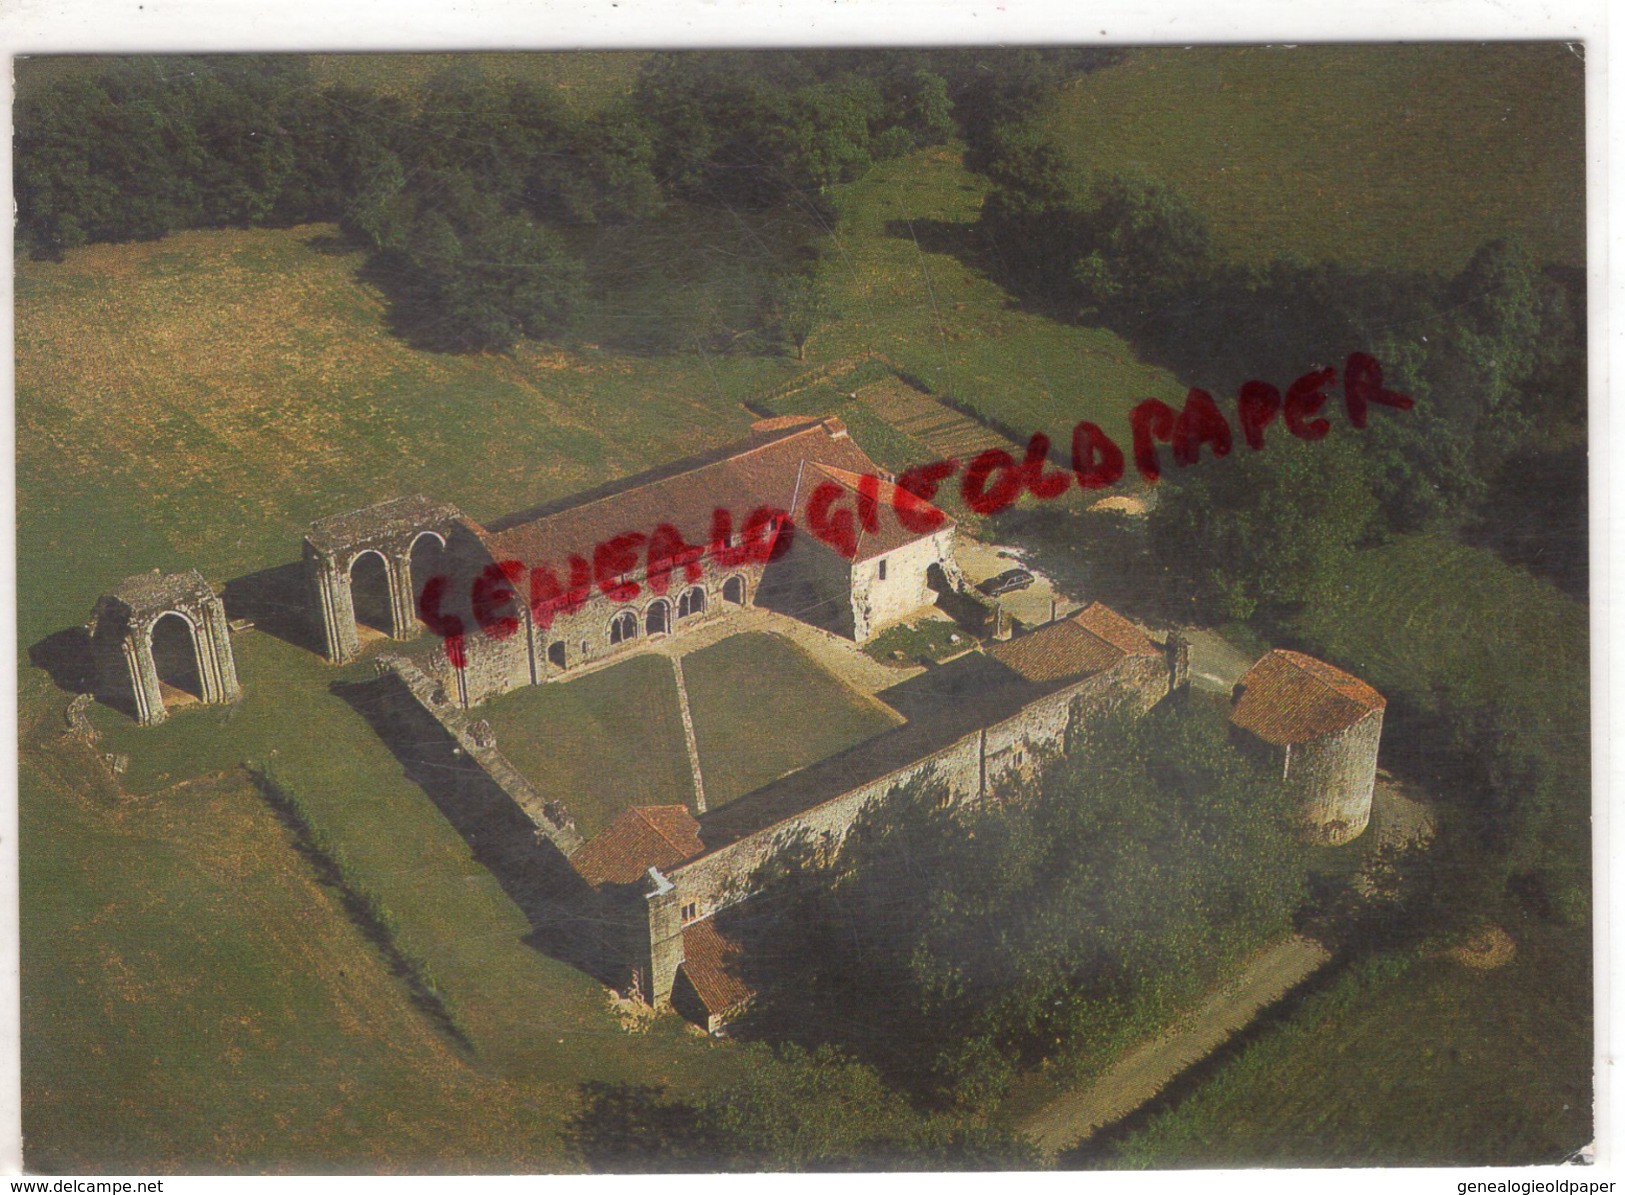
[{"x1": 977, "y1": 568, "x2": 1035, "y2": 597}]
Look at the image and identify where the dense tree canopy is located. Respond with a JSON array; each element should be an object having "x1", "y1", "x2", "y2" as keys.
[{"x1": 725, "y1": 702, "x2": 1307, "y2": 1107}]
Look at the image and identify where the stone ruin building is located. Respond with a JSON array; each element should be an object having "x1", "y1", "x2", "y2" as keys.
[
  {"x1": 82, "y1": 412, "x2": 1389, "y2": 1034},
  {"x1": 309, "y1": 415, "x2": 968, "y2": 708},
  {"x1": 1228, "y1": 648, "x2": 1387, "y2": 846},
  {"x1": 87, "y1": 569, "x2": 241, "y2": 726}
]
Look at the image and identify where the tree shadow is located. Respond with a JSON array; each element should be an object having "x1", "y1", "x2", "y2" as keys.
[
  {"x1": 221, "y1": 562, "x2": 326, "y2": 656},
  {"x1": 330, "y1": 675, "x2": 625, "y2": 988},
  {"x1": 27, "y1": 626, "x2": 96, "y2": 695}
]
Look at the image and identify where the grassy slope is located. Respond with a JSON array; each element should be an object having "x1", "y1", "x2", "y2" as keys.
[
  {"x1": 812, "y1": 146, "x2": 1186, "y2": 446},
  {"x1": 70, "y1": 635, "x2": 741, "y2": 1090},
  {"x1": 24, "y1": 679, "x2": 751, "y2": 1173},
  {"x1": 681, "y1": 632, "x2": 901, "y2": 809},
  {"x1": 479, "y1": 654, "x2": 695, "y2": 838},
  {"x1": 14, "y1": 226, "x2": 792, "y2": 650},
  {"x1": 1106, "y1": 925, "x2": 1591, "y2": 1168},
  {"x1": 1047, "y1": 44, "x2": 1586, "y2": 274}
]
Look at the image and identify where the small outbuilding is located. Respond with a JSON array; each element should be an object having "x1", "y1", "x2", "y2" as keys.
[
  {"x1": 1229, "y1": 649, "x2": 1386, "y2": 845},
  {"x1": 88, "y1": 569, "x2": 241, "y2": 726}
]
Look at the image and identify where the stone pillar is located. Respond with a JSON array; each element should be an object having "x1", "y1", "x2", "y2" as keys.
[
  {"x1": 199, "y1": 595, "x2": 241, "y2": 702},
  {"x1": 644, "y1": 868, "x2": 685, "y2": 1008},
  {"x1": 386, "y1": 554, "x2": 418, "y2": 640},
  {"x1": 306, "y1": 544, "x2": 360, "y2": 663},
  {"x1": 1167, "y1": 629, "x2": 1191, "y2": 695},
  {"x1": 126, "y1": 633, "x2": 165, "y2": 726}
]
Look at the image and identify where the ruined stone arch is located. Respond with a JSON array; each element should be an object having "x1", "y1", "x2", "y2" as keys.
[
  {"x1": 304, "y1": 496, "x2": 466, "y2": 663},
  {"x1": 88, "y1": 569, "x2": 241, "y2": 726},
  {"x1": 721, "y1": 575, "x2": 746, "y2": 605},
  {"x1": 677, "y1": 585, "x2": 706, "y2": 620},
  {"x1": 609, "y1": 609, "x2": 638, "y2": 645},
  {"x1": 646, "y1": 598, "x2": 672, "y2": 636}
]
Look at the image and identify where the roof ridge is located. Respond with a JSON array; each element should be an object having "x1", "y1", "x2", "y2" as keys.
[
  {"x1": 497, "y1": 424, "x2": 827, "y2": 537},
  {"x1": 1276, "y1": 649, "x2": 1370, "y2": 711},
  {"x1": 632, "y1": 805, "x2": 697, "y2": 857}
]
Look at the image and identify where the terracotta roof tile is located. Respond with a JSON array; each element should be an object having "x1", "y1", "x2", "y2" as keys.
[
  {"x1": 681, "y1": 919, "x2": 752, "y2": 1017},
  {"x1": 569, "y1": 805, "x2": 704, "y2": 888},
  {"x1": 990, "y1": 602, "x2": 1158, "y2": 683},
  {"x1": 1229, "y1": 649, "x2": 1386, "y2": 747},
  {"x1": 481, "y1": 421, "x2": 894, "y2": 573},
  {"x1": 803, "y1": 463, "x2": 953, "y2": 561}
]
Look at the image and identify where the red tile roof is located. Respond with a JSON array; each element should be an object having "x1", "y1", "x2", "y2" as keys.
[
  {"x1": 569, "y1": 805, "x2": 705, "y2": 888},
  {"x1": 681, "y1": 919, "x2": 752, "y2": 1017},
  {"x1": 480, "y1": 420, "x2": 925, "y2": 573},
  {"x1": 990, "y1": 602, "x2": 1159, "y2": 682},
  {"x1": 1229, "y1": 649, "x2": 1386, "y2": 747},
  {"x1": 803, "y1": 463, "x2": 953, "y2": 562}
]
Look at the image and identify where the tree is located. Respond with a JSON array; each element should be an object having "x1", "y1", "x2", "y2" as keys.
[{"x1": 767, "y1": 269, "x2": 836, "y2": 360}]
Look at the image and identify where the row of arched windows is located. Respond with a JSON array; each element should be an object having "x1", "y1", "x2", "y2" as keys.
[{"x1": 545, "y1": 577, "x2": 748, "y2": 671}]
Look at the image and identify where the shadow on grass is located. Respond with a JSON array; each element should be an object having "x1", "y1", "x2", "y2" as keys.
[
  {"x1": 330, "y1": 676, "x2": 630, "y2": 991},
  {"x1": 244, "y1": 762, "x2": 476, "y2": 1055},
  {"x1": 221, "y1": 563, "x2": 327, "y2": 656},
  {"x1": 28, "y1": 626, "x2": 96, "y2": 695}
]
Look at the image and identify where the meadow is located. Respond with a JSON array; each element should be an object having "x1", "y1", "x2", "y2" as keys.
[{"x1": 1046, "y1": 43, "x2": 1586, "y2": 275}]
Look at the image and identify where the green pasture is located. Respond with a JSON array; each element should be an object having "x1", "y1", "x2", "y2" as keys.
[
  {"x1": 812, "y1": 147, "x2": 1186, "y2": 446},
  {"x1": 1046, "y1": 44, "x2": 1585, "y2": 274},
  {"x1": 1101, "y1": 923, "x2": 1591, "y2": 1167}
]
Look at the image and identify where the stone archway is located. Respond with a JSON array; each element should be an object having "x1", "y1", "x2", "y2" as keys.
[
  {"x1": 304, "y1": 496, "x2": 465, "y2": 663},
  {"x1": 88, "y1": 569, "x2": 241, "y2": 726},
  {"x1": 722, "y1": 575, "x2": 746, "y2": 605},
  {"x1": 150, "y1": 611, "x2": 204, "y2": 703},
  {"x1": 350, "y1": 550, "x2": 394, "y2": 637},
  {"x1": 609, "y1": 610, "x2": 638, "y2": 645}
]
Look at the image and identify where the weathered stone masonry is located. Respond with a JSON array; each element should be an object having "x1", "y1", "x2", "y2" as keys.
[{"x1": 88, "y1": 569, "x2": 241, "y2": 726}]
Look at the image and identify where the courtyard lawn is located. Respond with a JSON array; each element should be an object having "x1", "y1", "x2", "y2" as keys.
[
  {"x1": 1045, "y1": 44, "x2": 1585, "y2": 275},
  {"x1": 681, "y1": 632, "x2": 901, "y2": 809},
  {"x1": 477, "y1": 654, "x2": 696, "y2": 839}
]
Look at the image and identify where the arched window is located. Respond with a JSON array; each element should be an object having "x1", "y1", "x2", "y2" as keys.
[
  {"x1": 548, "y1": 641, "x2": 566, "y2": 670},
  {"x1": 722, "y1": 575, "x2": 745, "y2": 605},
  {"x1": 609, "y1": 610, "x2": 638, "y2": 645},
  {"x1": 677, "y1": 586, "x2": 706, "y2": 620},
  {"x1": 646, "y1": 599, "x2": 672, "y2": 637}
]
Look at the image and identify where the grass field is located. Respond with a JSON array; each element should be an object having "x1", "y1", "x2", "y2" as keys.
[
  {"x1": 26, "y1": 661, "x2": 753, "y2": 1171},
  {"x1": 1045, "y1": 44, "x2": 1586, "y2": 274},
  {"x1": 682, "y1": 633, "x2": 901, "y2": 809},
  {"x1": 478, "y1": 654, "x2": 695, "y2": 838},
  {"x1": 810, "y1": 146, "x2": 1187, "y2": 448},
  {"x1": 14, "y1": 225, "x2": 795, "y2": 652},
  {"x1": 1097, "y1": 924, "x2": 1591, "y2": 1167}
]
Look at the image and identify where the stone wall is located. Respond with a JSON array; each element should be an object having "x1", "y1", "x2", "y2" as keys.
[
  {"x1": 375, "y1": 653, "x2": 584, "y2": 855},
  {"x1": 1285, "y1": 708, "x2": 1384, "y2": 845},
  {"x1": 668, "y1": 728, "x2": 985, "y2": 921},
  {"x1": 668, "y1": 650, "x2": 1172, "y2": 924},
  {"x1": 851, "y1": 527, "x2": 959, "y2": 642}
]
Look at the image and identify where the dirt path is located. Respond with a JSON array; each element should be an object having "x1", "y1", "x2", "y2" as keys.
[{"x1": 1021, "y1": 935, "x2": 1332, "y2": 1156}]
